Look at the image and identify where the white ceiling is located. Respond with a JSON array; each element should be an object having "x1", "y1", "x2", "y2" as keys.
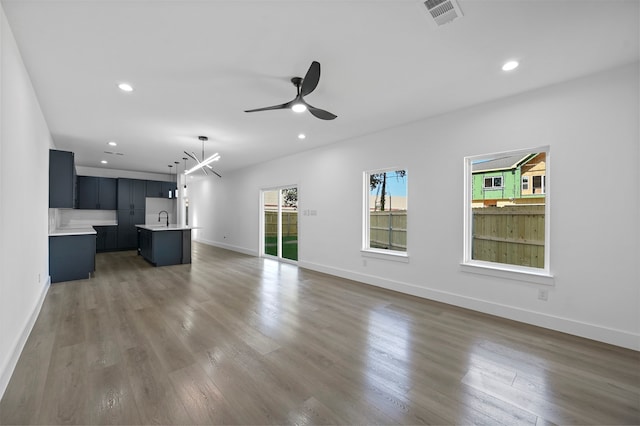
[{"x1": 2, "y1": 0, "x2": 638, "y2": 175}]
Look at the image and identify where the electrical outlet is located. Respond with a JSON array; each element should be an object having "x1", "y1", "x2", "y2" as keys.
[
  {"x1": 362, "y1": 259, "x2": 367, "y2": 267},
  {"x1": 38, "y1": 273, "x2": 40, "y2": 283},
  {"x1": 538, "y1": 289, "x2": 548, "y2": 301}
]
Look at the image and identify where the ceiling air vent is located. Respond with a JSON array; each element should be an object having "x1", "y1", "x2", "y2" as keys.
[{"x1": 423, "y1": 0, "x2": 463, "y2": 26}]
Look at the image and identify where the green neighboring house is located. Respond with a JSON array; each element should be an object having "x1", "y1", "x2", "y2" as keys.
[{"x1": 472, "y1": 152, "x2": 546, "y2": 207}]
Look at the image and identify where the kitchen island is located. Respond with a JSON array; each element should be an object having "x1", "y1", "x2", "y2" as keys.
[{"x1": 136, "y1": 225, "x2": 192, "y2": 266}]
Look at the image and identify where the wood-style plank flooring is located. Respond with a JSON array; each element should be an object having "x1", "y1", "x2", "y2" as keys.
[{"x1": 1, "y1": 243, "x2": 639, "y2": 425}]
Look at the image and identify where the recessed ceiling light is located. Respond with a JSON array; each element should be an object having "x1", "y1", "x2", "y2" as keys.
[
  {"x1": 502, "y1": 60, "x2": 519, "y2": 71},
  {"x1": 108, "y1": 141, "x2": 117, "y2": 146},
  {"x1": 118, "y1": 83, "x2": 134, "y2": 92},
  {"x1": 101, "y1": 160, "x2": 108, "y2": 164},
  {"x1": 298, "y1": 133, "x2": 306, "y2": 140}
]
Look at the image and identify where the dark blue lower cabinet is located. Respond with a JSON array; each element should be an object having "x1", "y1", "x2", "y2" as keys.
[
  {"x1": 95, "y1": 226, "x2": 118, "y2": 252},
  {"x1": 49, "y1": 234, "x2": 96, "y2": 283},
  {"x1": 138, "y1": 229, "x2": 191, "y2": 266}
]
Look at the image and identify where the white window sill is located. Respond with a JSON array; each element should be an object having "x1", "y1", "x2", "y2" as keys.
[
  {"x1": 460, "y1": 261, "x2": 554, "y2": 286},
  {"x1": 361, "y1": 249, "x2": 409, "y2": 263}
]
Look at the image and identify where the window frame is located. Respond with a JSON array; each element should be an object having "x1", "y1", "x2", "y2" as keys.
[
  {"x1": 532, "y1": 175, "x2": 546, "y2": 194},
  {"x1": 483, "y1": 176, "x2": 503, "y2": 190},
  {"x1": 362, "y1": 168, "x2": 409, "y2": 261},
  {"x1": 462, "y1": 146, "x2": 553, "y2": 284},
  {"x1": 522, "y1": 176, "x2": 529, "y2": 191}
]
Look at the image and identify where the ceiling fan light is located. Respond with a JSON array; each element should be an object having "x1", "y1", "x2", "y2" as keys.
[
  {"x1": 117, "y1": 83, "x2": 134, "y2": 92},
  {"x1": 502, "y1": 60, "x2": 519, "y2": 71},
  {"x1": 292, "y1": 103, "x2": 307, "y2": 113}
]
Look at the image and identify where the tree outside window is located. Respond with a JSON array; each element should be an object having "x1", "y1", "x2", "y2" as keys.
[{"x1": 365, "y1": 169, "x2": 407, "y2": 252}]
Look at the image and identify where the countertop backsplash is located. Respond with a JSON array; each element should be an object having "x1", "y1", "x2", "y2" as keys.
[
  {"x1": 55, "y1": 209, "x2": 118, "y2": 229},
  {"x1": 48, "y1": 197, "x2": 176, "y2": 233},
  {"x1": 145, "y1": 198, "x2": 177, "y2": 226}
]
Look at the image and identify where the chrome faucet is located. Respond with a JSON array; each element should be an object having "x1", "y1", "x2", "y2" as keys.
[{"x1": 158, "y1": 210, "x2": 169, "y2": 227}]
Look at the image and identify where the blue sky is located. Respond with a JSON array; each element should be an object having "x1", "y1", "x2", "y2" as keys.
[{"x1": 370, "y1": 171, "x2": 407, "y2": 197}]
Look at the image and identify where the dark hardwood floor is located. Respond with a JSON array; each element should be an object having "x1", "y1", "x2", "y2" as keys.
[{"x1": 1, "y1": 242, "x2": 638, "y2": 425}]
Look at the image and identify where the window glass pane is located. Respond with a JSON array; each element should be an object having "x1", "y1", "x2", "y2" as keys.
[
  {"x1": 368, "y1": 170, "x2": 407, "y2": 252},
  {"x1": 484, "y1": 177, "x2": 493, "y2": 188},
  {"x1": 263, "y1": 190, "x2": 278, "y2": 256},
  {"x1": 281, "y1": 187, "x2": 298, "y2": 261},
  {"x1": 470, "y1": 151, "x2": 546, "y2": 268}
]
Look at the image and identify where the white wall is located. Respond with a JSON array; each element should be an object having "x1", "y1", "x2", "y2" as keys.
[
  {"x1": 145, "y1": 198, "x2": 177, "y2": 225},
  {"x1": 189, "y1": 63, "x2": 640, "y2": 350},
  {"x1": 0, "y1": 5, "x2": 53, "y2": 398}
]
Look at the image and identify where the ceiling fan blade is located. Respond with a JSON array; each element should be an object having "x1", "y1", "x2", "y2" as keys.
[
  {"x1": 244, "y1": 101, "x2": 292, "y2": 113},
  {"x1": 306, "y1": 103, "x2": 337, "y2": 120},
  {"x1": 300, "y1": 61, "x2": 320, "y2": 96}
]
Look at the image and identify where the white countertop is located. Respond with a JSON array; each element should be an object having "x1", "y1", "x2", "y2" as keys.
[
  {"x1": 135, "y1": 224, "x2": 193, "y2": 232},
  {"x1": 49, "y1": 227, "x2": 97, "y2": 236}
]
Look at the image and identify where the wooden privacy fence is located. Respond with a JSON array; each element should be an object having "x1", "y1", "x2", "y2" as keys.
[
  {"x1": 264, "y1": 211, "x2": 298, "y2": 237},
  {"x1": 472, "y1": 205, "x2": 545, "y2": 268},
  {"x1": 370, "y1": 211, "x2": 407, "y2": 251}
]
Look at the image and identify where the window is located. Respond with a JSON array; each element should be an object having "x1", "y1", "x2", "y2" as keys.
[
  {"x1": 364, "y1": 169, "x2": 407, "y2": 255},
  {"x1": 464, "y1": 147, "x2": 550, "y2": 277},
  {"x1": 483, "y1": 176, "x2": 503, "y2": 189},
  {"x1": 262, "y1": 186, "x2": 298, "y2": 261},
  {"x1": 532, "y1": 175, "x2": 545, "y2": 194}
]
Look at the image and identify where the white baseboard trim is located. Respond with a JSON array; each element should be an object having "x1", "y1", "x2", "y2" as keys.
[
  {"x1": 298, "y1": 260, "x2": 639, "y2": 351},
  {"x1": 0, "y1": 276, "x2": 50, "y2": 400},
  {"x1": 194, "y1": 238, "x2": 259, "y2": 257}
]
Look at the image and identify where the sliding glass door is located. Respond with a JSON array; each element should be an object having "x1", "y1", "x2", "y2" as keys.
[{"x1": 262, "y1": 186, "x2": 297, "y2": 261}]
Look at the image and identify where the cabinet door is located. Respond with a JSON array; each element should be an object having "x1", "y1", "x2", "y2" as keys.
[
  {"x1": 104, "y1": 226, "x2": 118, "y2": 250},
  {"x1": 117, "y1": 209, "x2": 145, "y2": 249},
  {"x1": 77, "y1": 176, "x2": 99, "y2": 209},
  {"x1": 95, "y1": 226, "x2": 106, "y2": 251},
  {"x1": 146, "y1": 180, "x2": 162, "y2": 198},
  {"x1": 98, "y1": 178, "x2": 117, "y2": 210},
  {"x1": 49, "y1": 234, "x2": 96, "y2": 283},
  {"x1": 117, "y1": 210, "x2": 134, "y2": 249},
  {"x1": 117, "y1": 179, "x2": 132, "y2": 209},
  {"x1": 49, "y1": 150, "x2": 76, "y2": 208},
  {"x1": 131, "y1": 180, "x2": 147, "y2": 209},
  {"x1": 139, "y1": 229, "x2": 153, "y2": 261}
]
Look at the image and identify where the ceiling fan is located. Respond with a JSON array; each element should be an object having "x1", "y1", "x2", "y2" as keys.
[{"x1": 244, "y1": 61, "x2": 337, "y2": 120}]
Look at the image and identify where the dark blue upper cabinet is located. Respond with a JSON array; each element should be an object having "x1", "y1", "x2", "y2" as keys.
[
  {"x1": 146, "y1": 180, "x2": 163, "y2": 198},
  {"x1": 76, "y1": 176, "x2": 99, "y2": 209},
  {"x1": 146, "y1": 180, "x2": 177, "y2": 198},
  {"x1": 117, "y1": 178, "x2": 146, "y2": 210},
  {"x1": 77, "y1": 176, "x2": 117, "y2": 210},
  {"x1": 49, "y1": 149, "x2": 76, "y2": 208},
  {"x1": 99, "y1": 178, "x2": 117, "y2": 210}
]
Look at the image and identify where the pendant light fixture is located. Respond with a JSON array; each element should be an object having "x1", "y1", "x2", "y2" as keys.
[
  {"x1": 182, "y1": 157, "x2": 188, "y2": 197},
  {"x1": 174, "y1": 161, "x2": 180, "y2": 198},
  {"x1": 184, "y1": 136, "x2": 221, "y2": 177},
  {"x1": 167, "y1": 164, "x2": 173, "y2": 198}
]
